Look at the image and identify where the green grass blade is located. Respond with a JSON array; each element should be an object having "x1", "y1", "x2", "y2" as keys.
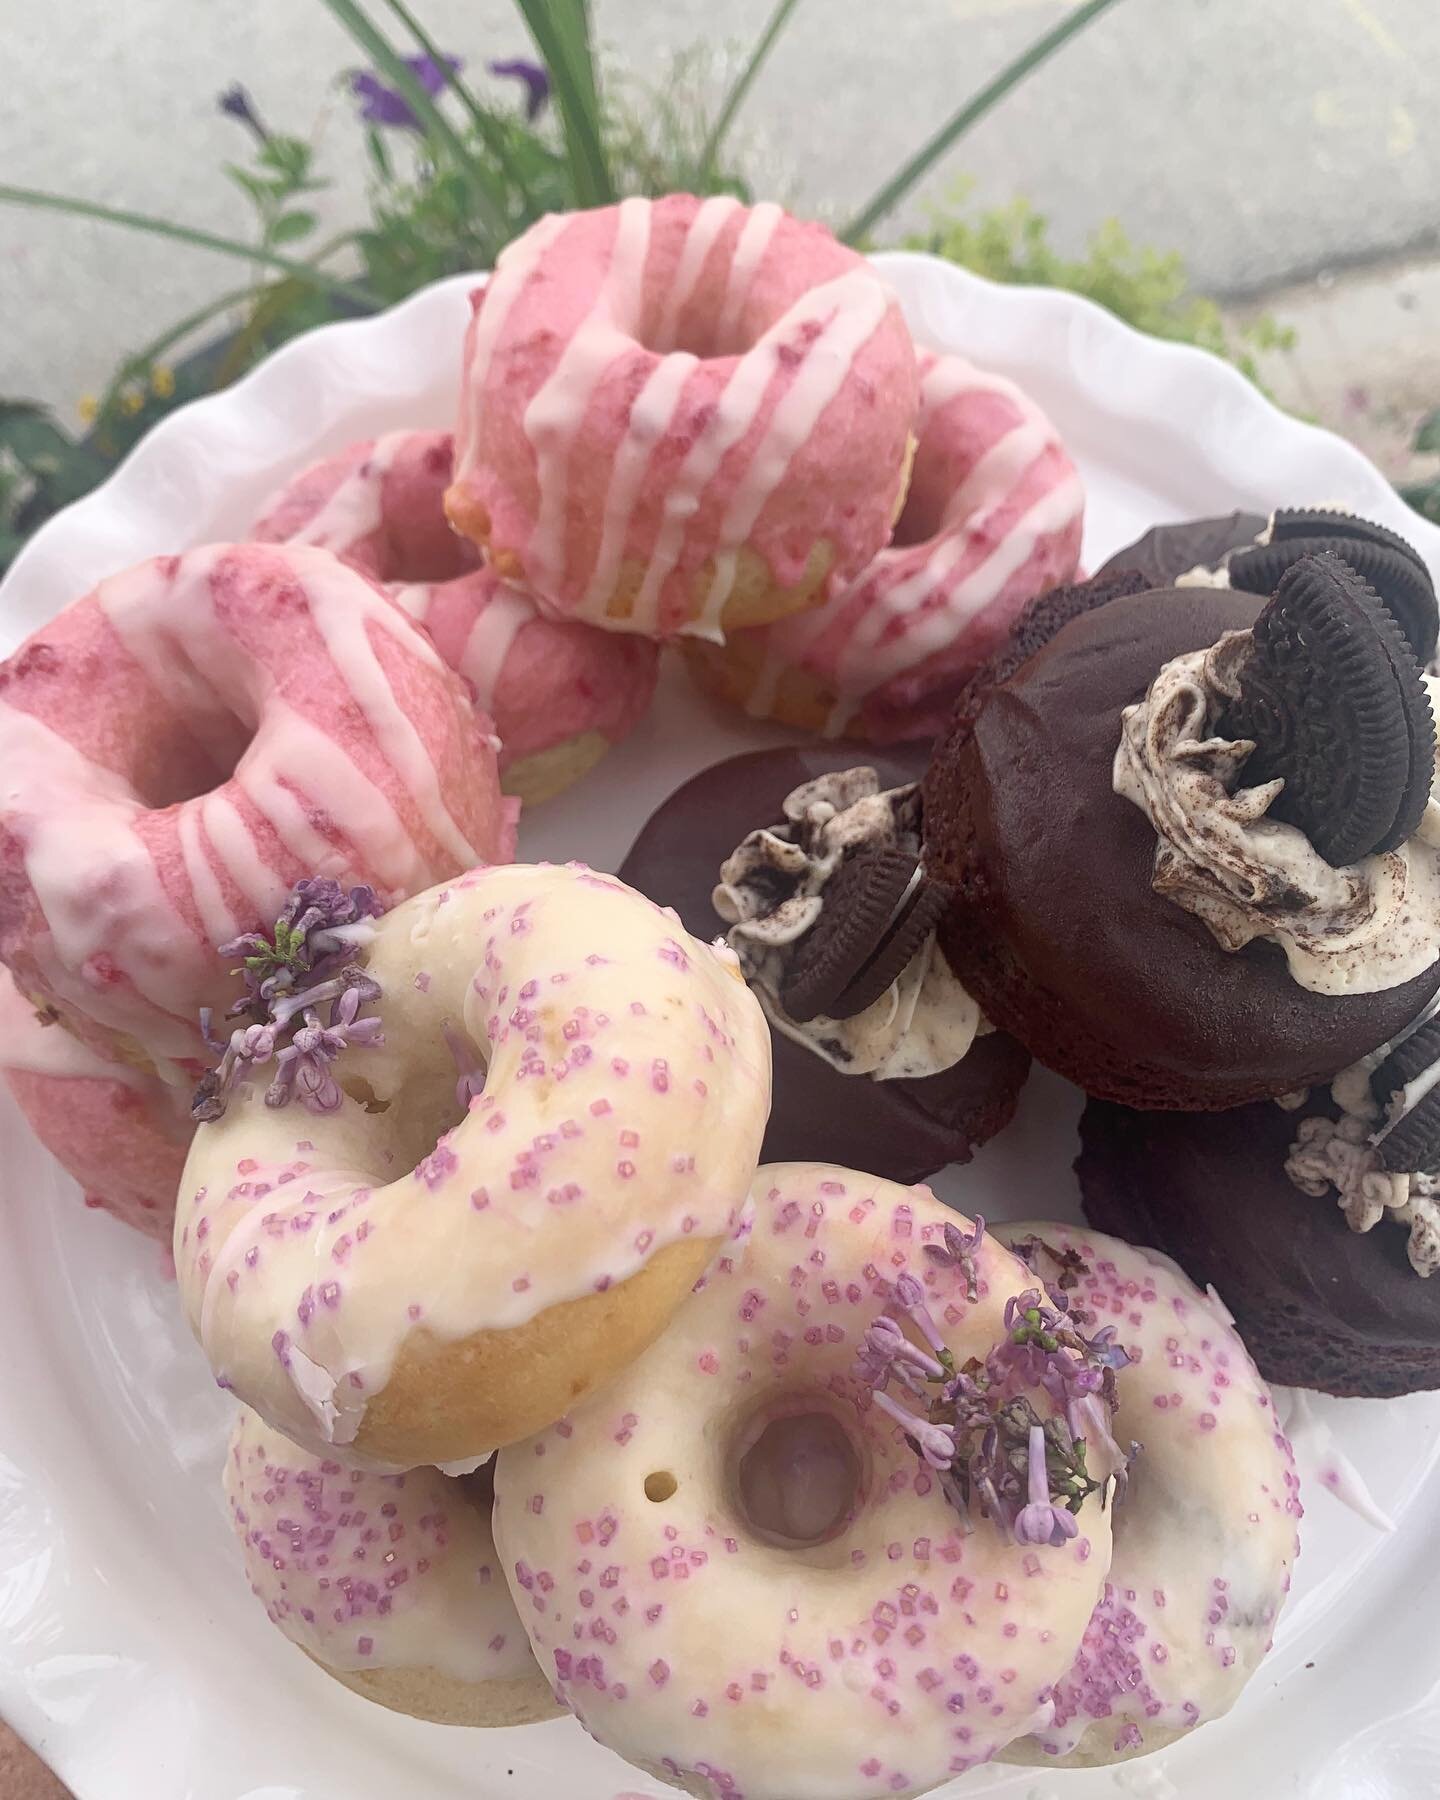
[
  {"x1": 0, "y1": 185, "x2": 376, "y2": 307},
  {"x1": 698, "y1": 0, "x2": 803, "y2": 181},
  {"x1": 842, "y1": 0, "x2": 1127, "y2": 244},
  {"x1": 319, "y1": 0, "x2": 509, "y2": 236},
  {"x1": 512, "y1": 0, "x2": 614, "y2": 206},
  {"x1": 377, "y1": 0, "x2": 541, "y2": 209}
]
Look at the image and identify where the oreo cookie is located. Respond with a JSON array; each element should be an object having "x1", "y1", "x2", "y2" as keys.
[
  {"x1": 1223, "y1": 553, "x2": 1436, "y2": 866},
  {"x1": 1372, "y1": 1017, "x2": 1440, "y2": 1174},
  {"x1": 780, "y1": 849, "x2": 948, "y2": 1022},
  {"x1": 1229, "y1": 509, "x2": 1437, "y2": 665}
]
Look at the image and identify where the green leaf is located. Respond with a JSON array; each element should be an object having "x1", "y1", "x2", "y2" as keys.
[
  {"x1": 0, "y1": 184, "x2": 376, "y2": 307},
  {"x1": 697, "y1": 0, "x2": 803, "y2": 182},
  {"x1": 1414, "y1": 409, "x2": 1440, "y2": 456},
  {"x1": 270, "y1": 210, "x2": 319, "y2": 244},
  {"x1": 512, "y1": 0, "x2": 614, "y2": 205},
  {"x1": 843, "y1": 0, "x2": 1128, "y2": 243}
]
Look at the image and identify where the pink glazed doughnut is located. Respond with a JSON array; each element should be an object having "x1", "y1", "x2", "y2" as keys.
[
  {"x1": 0, "y1": 967, "x2": 189, "y2": 1242},
  {"x1": 224, "y1": 1405, "x2": 561, "y2": 1726},
  {"x1": 446, "y1": 195, "x2": 919, "y2": 641},
  {"x1": 686, "y1": 350, "x2": 1084, "y2": 741},
  {"x1": 253, "y1": 432, "x2": 659, "y2": 802},
  {"x1": 176, "y1": 862, "x2": 771, "y2": 1472},
  {"x1": 493, "y1": 1165, "x2": 1116, "y2": 1800},
  {"x1": 0, "y1": 543, "x2": 514, "y2": 1082},
  {"x1": 994, "y1": 1222, "x2": 1300, "y2": 1766}
]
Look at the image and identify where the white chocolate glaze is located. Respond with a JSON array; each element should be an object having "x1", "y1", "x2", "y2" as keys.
[
  {"x1": 1114, "y1": 637, "x2": 1440, "y2": 996},
  {"x1": 995, "y1": 1223, "x2": 1300, "y2": 1766},
  {"x1": 494, "y1": 1165, "x2": 1114, "y2": 1800},
  {"x1": 225, "y1": 1405, "x2": 539, "y2": 1686},
  {"x1": 176, "y1": 862, "x2": 771, "y2": 1465}
]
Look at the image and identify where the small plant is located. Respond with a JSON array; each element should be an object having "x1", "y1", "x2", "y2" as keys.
[
  {"x1": 1400, "y1": 410, "x2": 1440, "y2": 527},
  {"x1": 7, "y1": 0, "x2": 1316, "y2": 576}
]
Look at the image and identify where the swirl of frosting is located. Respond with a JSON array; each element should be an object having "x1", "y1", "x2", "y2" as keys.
[
  {"x1": 712, "y1": 767, "x2": 980, "y2": 1079},
  {"x1": 1113, "y1": 634, "x2": 1440, "y2": 996}
]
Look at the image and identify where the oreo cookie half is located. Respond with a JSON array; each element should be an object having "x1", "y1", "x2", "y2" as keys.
[
  {"x1": 1373, "y1": 1016, "x2": 1440, "y2": 1174},
  {"x1": 1223, "y1": 553, "x2": 1436, "y2": 866},
  {"x1": 779, "y1": 849, "x2": 948, "y2": 1023},
  {"x1": 1229, "y1": 509, "x2": 1437, "y2": 665}
]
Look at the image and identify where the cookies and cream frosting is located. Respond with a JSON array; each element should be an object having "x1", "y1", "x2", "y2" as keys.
[
  {"x1": 1284, "y1": 1020, "x2": 1440, "y2": 1277},
  {"x1": 1114, "y1": 633, "x2": 1440, "y2": 997},
  {"x1": 714, "y1": 767, "x2": 980, "y2": 1079}
]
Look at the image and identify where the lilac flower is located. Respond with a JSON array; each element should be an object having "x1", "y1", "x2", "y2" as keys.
[
  {"x1": 489, "y1": 56, "x2": 550, "y2": 121},
  {"x1": 892, "y1": 1271, "x2": 949, "y2": 1362},
  {"x1": 923, "y1": 1214, "x2": 985, "y2": 1302},
  {"x1": 872, "y1": 1389, "x2": 956, "y2": 1472},
  {"x1": 351, "y1": 55, "x2": 463, "y2": 130},
  {"x1": 218, "y1": 84, "x2": 270, "y2": 143},
  {"x1": 856, "y1": 1315, "x2": 944, "y2": 1397},
  {"x1": 1013, "y1": 1425, "x2": 1080, "y2": 1549},
  {"x1": 443, "y1": 1021, "x2": 487, "y2": 1110},
  {"x1": 192, "y1": 879, "x2": 385, "y2": 1122}
]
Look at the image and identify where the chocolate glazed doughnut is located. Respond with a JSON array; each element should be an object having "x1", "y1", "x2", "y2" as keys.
[
  {"x1": 923, "y1": 586, "x2": 1440, "y2": 1109},
  {"x1": 619, "y1": 745, "x2": 1030, "y2": 1183}
]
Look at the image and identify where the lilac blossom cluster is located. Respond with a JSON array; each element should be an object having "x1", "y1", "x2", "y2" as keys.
[
  {"x1": 855, "y1": 1221, "x2": 1137, "y2": 1548},
  {"x1": 192, "y1": 879, "x2": 385, "y2": 1122}
]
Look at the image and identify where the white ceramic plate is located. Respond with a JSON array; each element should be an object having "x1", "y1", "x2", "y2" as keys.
[{"x1": 3, "y1": 254, "x2": 1440, "y2": 1800}]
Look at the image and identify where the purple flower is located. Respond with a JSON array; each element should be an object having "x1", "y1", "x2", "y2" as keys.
[
  {"x1": 218, "y1": 84, "x2": 269, "y2": 143},
  {"x1": 351, "y1": 55, "x2": 463, "y2": 130},
  {"x1": 857, "y1": 1315, "x2": 944, "y2": 1396},
  {"x1": 923, "y1": 1214, "x2": 985, "y2": 1302},
  {"x1": 872, "y1": 1389, "x2": 955, "y2": 1472},
  {"x1": 443, "y1": 1022, "x2": 487, "y2": 1111},
  {"x1": 1013, "y1": 1425, "x2": 1080, "y2": 1549},
  {"x1": 489, "y1": 56, "x2": 549, "y2": 121}
]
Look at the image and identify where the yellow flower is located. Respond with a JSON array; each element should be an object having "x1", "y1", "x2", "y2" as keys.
[
  {"x1": 150, "y1": 365, "x2": 176, "y2": 398},
  {"x1": 120, "y1": 389, "x2": 144, "y2": 416},
  {"x1": 77, "y1": 394, "x2": 98, "y2": 423}
]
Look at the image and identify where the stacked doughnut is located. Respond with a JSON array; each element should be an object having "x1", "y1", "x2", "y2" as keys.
[
  {"x1": 208, "y1": 1130, "x2": 1299, "y2": 1793},
  {"x1": 0, "y1": 542, "x2": 515, "y2": 1236}
]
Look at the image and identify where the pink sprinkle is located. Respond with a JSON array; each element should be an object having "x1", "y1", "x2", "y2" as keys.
[{"x1": 649, "y1": 1659, "x2": 670, "y2": 1687}]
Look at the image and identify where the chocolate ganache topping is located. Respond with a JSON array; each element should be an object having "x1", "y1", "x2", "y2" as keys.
[{"x1": 714, "y1": 767, "x2": 980, "y2": 1079}]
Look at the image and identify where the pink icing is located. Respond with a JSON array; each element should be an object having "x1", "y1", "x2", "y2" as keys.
[
  {"x1": 254, "y1": 431, "x2": 659, "y2": 773},
  {"x1": 0, "y1": 967, "x2": 189, "y2": 1241},
  {"x1": 449, "y1": 196, "x2": 919, "y2": 639},
  {"x1": 726, "y1": 349, "x2": 1085, "y2": 740},
  {"x1": 0, "y1": 543, "x2": 513, "y2": 1076}
]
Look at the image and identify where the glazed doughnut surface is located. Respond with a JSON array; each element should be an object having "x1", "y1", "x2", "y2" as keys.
[
  {"x1": 494, "y1": 1163, "x2": 1114, "y2": 1800},
  {"x1": 177, "y1": 862, "x2": 771, "y2": 1470},
  {"x1": 447, "y1": 195, "x2": 918, "y2": 641}
]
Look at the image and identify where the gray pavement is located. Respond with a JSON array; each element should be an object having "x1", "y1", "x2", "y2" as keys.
[{"x1": 3, "y1": 0, "x2": 1440, "y2": 421}]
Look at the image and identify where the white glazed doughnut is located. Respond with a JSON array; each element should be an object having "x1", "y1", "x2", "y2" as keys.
[
  {"x1": 993, "y1": 1221, "x2": 1301, "y2": 1765},
  {"x1": 224, "y1": 1405, "x2": 560, "y2": 1726},
  {"x1": 177, "y1": 863, "x2": 771, "y2": 1471},
  {"x1": 493, "y1": 1164, "x2": 1118, "y2": 1800}
]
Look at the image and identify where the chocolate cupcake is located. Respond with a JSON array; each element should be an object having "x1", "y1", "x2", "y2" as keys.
[
  {"x1": 618, "y1": 746, "x2": 1030, "y2": 1183},
  {"x1": 924, "y1": 547, "x2": 1440, "y2": 1110},
  {"x1": 1077, "y1": 1014, "x2": 1440, "y2": 1396}
]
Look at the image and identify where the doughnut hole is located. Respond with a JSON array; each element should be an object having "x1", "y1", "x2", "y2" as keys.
[{"x1": 728, "y1": 1394, "x2": 865, "y2": 1550}]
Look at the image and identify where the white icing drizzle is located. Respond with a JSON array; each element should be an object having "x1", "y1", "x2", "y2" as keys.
[
  {"x1": 277, "y1": 431, "x2": 408, "y2": 553},
  {"x1": 522, "y1": 197, "x2": 653, "y2": 600},
  {"x1": 451, "y1": 583, "x2": 535, "y2": 712},
  {"x1": 0, "y1": 975, "x2": 148, "y2": 1090},
  {"x1": 454, "y1": 213, "x2": 569, "y2": 471},
  {"x1": 651, "y1": 193, "x2": 743, "y2": 351},
  {"x1": 696, "y1": 270, "x2": 891, "y2": 637},
  {"x1": 713, "y1": 200, "x2": 784, "y2": 348}
]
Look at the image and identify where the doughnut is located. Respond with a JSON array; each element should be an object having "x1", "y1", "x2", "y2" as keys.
[
  {"x1": 176, "y1": 861, "x2": 771, "y2": 1471},
  {"x1": 0, "y1": 967, "x2": 189, "y2": 1242},
  {"x1": 254, "y1": 432, "x2": 660, "y2": 803},
  {"x1": 446, "y1": 195, "x2": 919, "y2": 642},
  {"x1": 224, "y1": 1405, "x2": 560, "y2": 1726},
  {"x1": 992, "y1": 1222, "x2": 1300, "y2": 1765},
  {"x1": 0, "y1": 542, "x2": 514, "y2": 1082},
  {"x1": 493, "y1": 1163, "x2": 1122, "y2": 1799},
  {"x1": 685, "y1": 350, "x2": 1084, "y2": 741}
]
